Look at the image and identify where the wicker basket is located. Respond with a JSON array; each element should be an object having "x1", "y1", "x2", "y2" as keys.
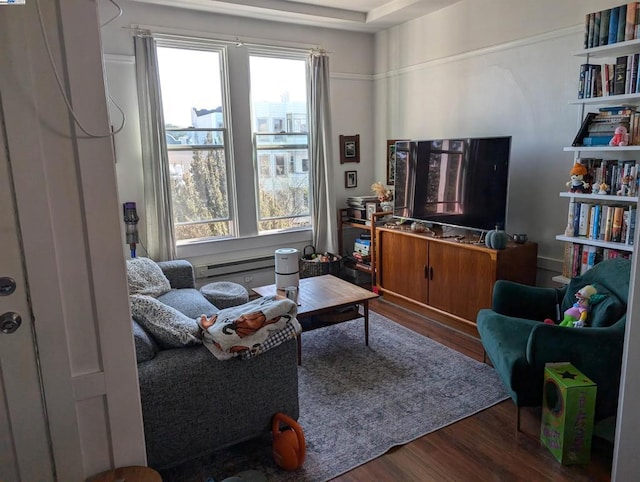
[{"x1": 299, "y1": 245, "x2": 343, "y2": 278}]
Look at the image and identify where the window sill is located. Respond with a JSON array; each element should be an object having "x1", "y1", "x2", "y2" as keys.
[{"x1": 176, "y1": 228, "x2": 312, "y2": 264}]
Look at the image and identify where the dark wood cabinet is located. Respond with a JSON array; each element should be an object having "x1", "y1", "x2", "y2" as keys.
[{"x1": 376, "y1": 228, "x2": 538, "y2": 335}]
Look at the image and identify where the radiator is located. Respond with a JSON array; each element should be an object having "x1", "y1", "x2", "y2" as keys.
[{"x1": 195, "y1": 256, "x2": 275, "y2": 279}]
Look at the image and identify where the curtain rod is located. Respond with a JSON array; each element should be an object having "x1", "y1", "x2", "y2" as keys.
[{"x1": 124, "y1": 24, "x2": 326, "y2": 52}]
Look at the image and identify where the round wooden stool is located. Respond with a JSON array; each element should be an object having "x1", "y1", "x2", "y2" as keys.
[{"x1": 87, "y1": 465, "x2": 162, "y2": 482}]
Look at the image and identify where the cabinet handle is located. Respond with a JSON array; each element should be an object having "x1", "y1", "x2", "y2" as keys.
[{"x1": 429, "y1": 266, "x2": 434, "y2": 280}]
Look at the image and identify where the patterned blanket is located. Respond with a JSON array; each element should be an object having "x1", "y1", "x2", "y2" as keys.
[{"x1": 198, "y1": 295, "x2": 301, "y2": 360}]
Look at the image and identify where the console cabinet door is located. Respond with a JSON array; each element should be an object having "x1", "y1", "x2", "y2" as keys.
[
  {"x1": 428, "y1": 242, "x2": 494, "y2": 320},
  {"x1": 378, "y1": 231, "x2": 428, "y2": 303}
]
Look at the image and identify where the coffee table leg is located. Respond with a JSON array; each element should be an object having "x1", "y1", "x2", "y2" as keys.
[
  {"x1": 364, "y1": 300, "x2": 369, "y2": 346},
  {"x1": 297, "y1": 334, "x2": 302, "y2": 365}
]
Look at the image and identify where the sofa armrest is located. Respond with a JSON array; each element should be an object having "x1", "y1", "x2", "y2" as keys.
[
  {"x1": 157, "y1": 260, "x2": 196, "y2": 289},
  {"x1": 492, "y1": 280, "x2": 563, "y2": 321}
]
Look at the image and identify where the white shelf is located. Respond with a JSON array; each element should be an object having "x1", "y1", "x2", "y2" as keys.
[
  {"x1": 569, "y1": 93, "x2": 640, "y2": 105},
  {"x1": 555, "y1": 235, "x2": 634, "y2": 252},
  {"x1": 559, "y1": 192, "x2": 639, "y2": 202},
  {"x1": 552, "y1": 275, "x2": 570, "y2": 285},
  {"x1": 563, "y1": 145, "x2": 640, "y2": 152},
  {"x1": 575, "y1": 38, "x2": 640, "y2": 58}
]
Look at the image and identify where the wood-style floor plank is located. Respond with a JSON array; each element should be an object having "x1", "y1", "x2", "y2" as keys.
[{"x1": 332, "y1": 298, "x2": 613, "y2": 482}]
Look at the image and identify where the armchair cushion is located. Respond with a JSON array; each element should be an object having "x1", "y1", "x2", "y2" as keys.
[{"x1": 562, "y1": 279, "x2": 626, "y2": 328}]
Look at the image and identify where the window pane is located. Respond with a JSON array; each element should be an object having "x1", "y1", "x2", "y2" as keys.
[
  {"x1": 250, "y1": 55, "x2": 310, "y2": 232},
  {"x1": 157, "y1": 46, "x2": 232, "y2": 241}
]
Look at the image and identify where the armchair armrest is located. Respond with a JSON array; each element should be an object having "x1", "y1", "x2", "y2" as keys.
[
  {"x1": 157, "y1": 260, "x2": 196, "y2": 289},
  {"x1": 492, "y1": 280, "x2": 563, "y2": 321}
]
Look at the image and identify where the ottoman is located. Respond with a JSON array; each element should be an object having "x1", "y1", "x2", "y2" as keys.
[{"x1": 200, "y1": 281, "x2": 249, "y2": 309}]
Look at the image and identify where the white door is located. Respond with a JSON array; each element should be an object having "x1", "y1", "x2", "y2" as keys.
[{"x1": 0, "y1": 105, "x2": 55, "y2": 481}]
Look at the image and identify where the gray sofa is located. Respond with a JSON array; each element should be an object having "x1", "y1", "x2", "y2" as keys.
[{"x1": 131, "y1": 260, "x2": 299, "y2": 470}]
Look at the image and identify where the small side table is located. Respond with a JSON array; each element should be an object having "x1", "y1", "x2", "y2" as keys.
[{"x1": 87, "y1": 465, "x2": 162, "y2": 482}]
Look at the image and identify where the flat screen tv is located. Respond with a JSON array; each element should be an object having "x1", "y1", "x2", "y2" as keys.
[{"x1": 393, "y1": 136, "x2": 511, "y2": 233}]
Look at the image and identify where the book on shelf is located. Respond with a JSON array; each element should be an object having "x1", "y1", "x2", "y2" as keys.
[
  {"x1": 609, "y1": 6, "x2": 621, "y2": 44},
  {"x1": 582, "y1": 135, "x2": 614, "y2": 146},
  {"x1": 589, "y1": 204, "x2": 602, "y2": 239},
  {"x1": 572, "y1": 112, "x2": 598, "y2": 146},
  {"x1": 601, "y1": 9, "x2": 611, "y2": 46},
  {"x1": 612, "y1": 206, "x2": 625, "y2": 242},
  {"x1": 627, "y1": 205, "x2": 637, "y2": 244},
  {"x1": 578, "y1": 203, "x2": 594, "y2": 237},
  {"x1": 626, "y1": 2, "x2": 639, "y2": 41},
  {"x1": 617, "y1": 4, "x2": 627, "y2": 43},
  {"x1": 614, "y1": 55, "x2": 628, "y2": 95}
]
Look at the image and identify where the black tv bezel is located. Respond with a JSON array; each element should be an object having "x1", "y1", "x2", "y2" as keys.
[{"x1": 392, "y1": 136, "x2": 512, "y2": 234}]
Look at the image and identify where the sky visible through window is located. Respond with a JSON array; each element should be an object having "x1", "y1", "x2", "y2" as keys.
[{"x1": 157, "y1": 47, "x2": 306, "y2": 128}]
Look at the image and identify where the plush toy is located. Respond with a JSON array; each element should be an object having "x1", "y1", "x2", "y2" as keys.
[
  {"x1": 609, "y1": 125, "x2": 629, "y2": 146},
  {"x1": 598, "y1": 182, "x2": 609, "y2": 195},
  {"x1": 566, "y1": 161, "x2": 590, "y2": 193},
  {"x1": 617, "y1": 174, "x2": 633, "y2": 196},
  {"x1": 555, "y1": 285, "x2": 600, "y2": 328}
]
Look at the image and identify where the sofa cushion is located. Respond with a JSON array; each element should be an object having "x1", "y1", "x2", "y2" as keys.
[
  {"x1": 127, "y1": 257, "x2": 171, "y2": 297},
  {"x1": 130, "y1": 294, "x2": 202, "y2": 349},
  {"x1": 132, "y1": 320, "x2": 158, "y2": 362},
  {"x1": 157, "y1": 288, "x2": 219, "y2": 319}
]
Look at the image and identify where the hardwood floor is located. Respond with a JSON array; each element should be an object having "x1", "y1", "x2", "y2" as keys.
[{"x1": 332, "y1": 298, "x2": 613, "y2": 482}]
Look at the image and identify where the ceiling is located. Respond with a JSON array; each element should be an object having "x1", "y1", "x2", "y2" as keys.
[{"x1": 129, "y1": 0, "x2": 462, "y2": 33}]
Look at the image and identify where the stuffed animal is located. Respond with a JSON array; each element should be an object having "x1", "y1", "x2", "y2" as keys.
[
  {"x1": 609, "y1": 125, "x2": 629, "y2": 146},
  {"x1": 566, "y1": 161, "x2": 590, "y2": 193},
  {"x1": 598, "y1": 182, "x2": 609, "y2": 194},
  {"x1": 556, "y1": 285, "x2": 599, "y2": 328},
  {"x1": 617, "y1": 174, "x2": 633, "y2": 196}
]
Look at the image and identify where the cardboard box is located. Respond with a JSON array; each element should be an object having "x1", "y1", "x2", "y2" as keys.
[{"x1": 540, "y1": 362, "x2": 597, "y2": 465}]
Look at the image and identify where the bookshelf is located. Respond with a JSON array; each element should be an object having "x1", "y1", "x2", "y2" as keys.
[
  {"x1": 337, "y1": 208, "x2": 392, "y2": 290},
  {"x1": 556, "y1": 31, "x2": 640, "y2": 284}
]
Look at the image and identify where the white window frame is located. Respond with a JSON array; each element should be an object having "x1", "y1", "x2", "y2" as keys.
[{"x1": 151, "y1": 37, "x2": 312, "y2": 260}]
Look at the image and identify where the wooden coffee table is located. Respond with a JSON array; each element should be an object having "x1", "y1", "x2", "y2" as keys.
[{"x1": 252, "y1": 274, "x2": 379, "y2": 364}]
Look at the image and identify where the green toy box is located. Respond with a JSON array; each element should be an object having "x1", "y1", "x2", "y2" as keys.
[{"x1": 540, "y1": 362, "x2": 597, "y2": 465}]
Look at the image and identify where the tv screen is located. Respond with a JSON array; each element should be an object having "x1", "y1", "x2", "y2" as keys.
[{"x1": 393, "y1": 137, "x2": 511, "y2": 233}]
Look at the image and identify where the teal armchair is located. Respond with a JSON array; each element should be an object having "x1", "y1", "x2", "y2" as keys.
[{"x1": 476, "y1": 258, "x2": 630, "y2": 429}]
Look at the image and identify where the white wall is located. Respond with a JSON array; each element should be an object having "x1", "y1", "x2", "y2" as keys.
[
  {"x1": 373, "y1": 1, "x2": 638, "y2": 478},
  {"x1": 99, "y1": 0, "x2": 376, "y2": 265}
]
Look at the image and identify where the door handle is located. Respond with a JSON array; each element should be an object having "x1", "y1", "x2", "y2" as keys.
[
  {"x1": 1, "y1": 312, "x2": 22, "y2": 334},
  {"x1": 0, "y1": 277, "x2": 16, "y2": 296}
]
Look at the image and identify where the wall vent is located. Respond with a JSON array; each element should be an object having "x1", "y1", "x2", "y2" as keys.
[{"x1": 195, "y1": 256, "x2": 275, "y2": 279}]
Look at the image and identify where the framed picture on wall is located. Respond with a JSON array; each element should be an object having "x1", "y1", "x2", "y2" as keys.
[
  {"x1": 340, "y1": 134, "x2": 360, "y2": 163},
  {"x1": 345, "y1": 170, "x2": 357, "y2": 188}
]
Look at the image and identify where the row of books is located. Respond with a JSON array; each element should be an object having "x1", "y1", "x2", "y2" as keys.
[
  {"x1": 578, "y1": 55, "x2": 640, "y2": 98},
  {"x1": 562, "y1": 243, "x2": 632, "y2": 278},
  {"x1": 565, "y1": 200, "x2": 636, "y2": 245},
  {"x1": 584, "y1": 3, "x2": 640, "y2": 49},
  {"x1": 572, "y1": 107, "x2": 640, "y2": 146}
]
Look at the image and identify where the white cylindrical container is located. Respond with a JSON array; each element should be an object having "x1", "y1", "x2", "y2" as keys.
[{"x1": 275, "y1": 248, "x2": 299, "y2": 290}]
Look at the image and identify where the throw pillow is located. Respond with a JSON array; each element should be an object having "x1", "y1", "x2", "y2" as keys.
[
  {"x1": 130, "y1": 294, "x2": 201, "y2": 349},
  {"x1": 126, "y1": 257, "x2": 171, "y2": 297}
]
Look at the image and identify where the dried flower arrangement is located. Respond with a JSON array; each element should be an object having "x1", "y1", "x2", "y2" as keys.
[{"x1": 371, "y1": 181, "x2": 393, "y2": 202}]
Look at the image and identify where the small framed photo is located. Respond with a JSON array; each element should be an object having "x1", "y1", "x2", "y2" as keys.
[
  {"x1": 340, "y1": 134, "x2": 360, "y2": 163},
  {"x1": 345, "y1": 170, "x2": 358, "y2": 188},
  {"x1": 365, "y1": 202, "x2": 378, "y2": 225}
]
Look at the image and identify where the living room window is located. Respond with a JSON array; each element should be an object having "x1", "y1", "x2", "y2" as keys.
[{"x1": 154, "y1": 40, "x2": 311, "y2": 245}]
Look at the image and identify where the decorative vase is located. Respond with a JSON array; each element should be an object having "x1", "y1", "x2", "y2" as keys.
[{"x1": 380, "y1": 201, "x2": 394, "y2": 221}]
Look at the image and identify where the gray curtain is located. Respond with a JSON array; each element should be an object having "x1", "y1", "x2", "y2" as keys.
[
  {"x1": 309, "y1": 51, "x2": 337, "y2": 254},
  {"x1": 134, "y1": 34, "x2": 176, "y2": 261}
]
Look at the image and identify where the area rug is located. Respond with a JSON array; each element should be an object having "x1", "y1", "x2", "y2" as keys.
[{"x1": 160, "y1": 311, "x2": 509, "y2": 482}]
